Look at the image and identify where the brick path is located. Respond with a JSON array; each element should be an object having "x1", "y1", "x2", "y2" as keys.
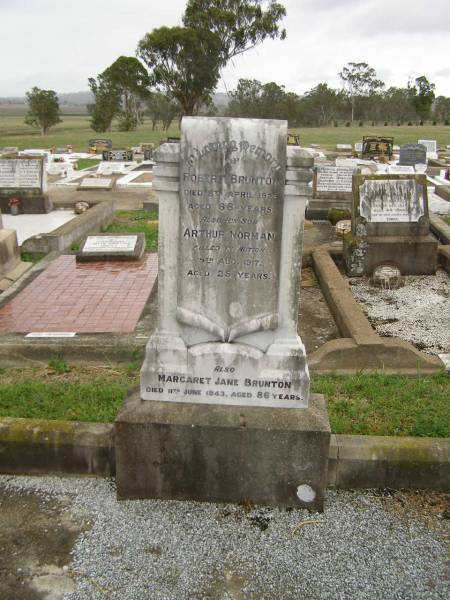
[{"x1": 0, "y1": 254, "x2": 158, "y2": 333}]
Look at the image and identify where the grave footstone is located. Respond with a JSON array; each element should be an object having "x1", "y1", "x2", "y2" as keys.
[
  {"x1": 344, "y1": 174, "x2": 438, "y2": 276},
  {"x1": 0, "y1": 157, "x2": 51, "y2": 214},
  {"x1": 115, "y1": 116, "x2": 330, "y2": 510},
  {"x1": 77, "y1": 177, "x2": 113, "y2": 191},
  {"x1": 76, "y1": 233, "x2": 145, "y2": 262}
]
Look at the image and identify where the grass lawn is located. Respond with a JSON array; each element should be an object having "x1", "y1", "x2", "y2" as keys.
[
  {"x1": 1, "y1": 112, "x2": 449, "y2": 151},
  {"x1": 0, "y1": 366, "x2": 448, "y2": 437},
  {"x1": 75, "y1": 158, "x2": 100, "y2": 170},
  {"x1": 102, "y1": 210, "x2": 159, "y2": 251}
]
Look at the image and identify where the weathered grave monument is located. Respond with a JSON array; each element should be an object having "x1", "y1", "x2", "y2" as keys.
[
  {"x1": 344, "y1": 174, "x2": 438, "y2": 276},
  {"x1": 0, "y1": 156, "x2": 51, "y2": 214},
  {"x1": 115, "y1": 117, "x2": 330, "y2": 510},
  {"x1": 398, "y1": 143, "x2": 427, "y2": 167}
]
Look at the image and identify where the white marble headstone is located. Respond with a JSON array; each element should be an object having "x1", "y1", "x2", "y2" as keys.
[{"x1": 141, "y1": 117, "x2": 311, "y2": 408}]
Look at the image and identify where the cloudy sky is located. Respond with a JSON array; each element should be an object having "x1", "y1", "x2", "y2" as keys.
[{"x1": 1, "y1": 0, "x2": 449, "y2": 97}]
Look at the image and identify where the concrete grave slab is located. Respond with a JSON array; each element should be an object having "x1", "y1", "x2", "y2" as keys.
[{"x1": 77, "y1": 177, "x2": 113, "y2": 191}]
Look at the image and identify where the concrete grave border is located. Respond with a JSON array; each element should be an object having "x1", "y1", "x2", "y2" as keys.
[
  {"x1": 21, "y1": 199, "x2": 115, "y2": 254},
  {"x1": 0, "y1": 416, "x2": 448, "y2": 492},
  {"x1": 308, "y1": 245, "x2": 444, "y2": 374}
]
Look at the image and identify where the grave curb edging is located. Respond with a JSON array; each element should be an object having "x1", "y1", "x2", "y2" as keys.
[
  {"x1": 0, "y1": 417, "x2": 448, "y2": 492},
  {"x1": 309, "y1": 246, "x2": 443, "y2": 373}
]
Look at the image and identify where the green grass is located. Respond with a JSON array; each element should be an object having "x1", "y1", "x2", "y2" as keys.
[
  {"x1": 444, "y1": 216, "x2": 450, "y2": 226},
  {"x1": 312, "y1": 371, "x2": 450, "y2": 437},
  {"x1": 0, "y1": 114, "x2": 179, "y2": 152},
  {"x1": 0, "y1": 367, "x2": 448, "y2": 437},
  {"x1": 20, "y1": 251, "x2": 46, "y2": 264},
  {"x1": 75, "y1": 158, "x2": 100, "y2": 170},
  {"x1": 0, "y1": 112, "x2": 448, "y2": 151},
  {"x1": 102, "y1": 210, "x2": 159, "y2": 251}
]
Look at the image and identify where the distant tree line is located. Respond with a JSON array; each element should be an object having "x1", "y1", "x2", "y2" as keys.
[
  {"x1": 21, "y1": 1, "x2": 450, "y2": 134},
  {"x1": 226, "y1": 66, "x2": 449, "y2": 127}
]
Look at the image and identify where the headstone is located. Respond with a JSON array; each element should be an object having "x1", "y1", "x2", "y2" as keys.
[
  {"x1": 399, "y1": 143, "x2": 427, "y2": 166},
  {"x1": 76, "y1": 233, "x2": 145, "y2": 262},
  {"x1": 336, "y1": 143, "x2": 352, "y2": 151},
  {"x1": 418, "y1": 139, "x2": 437, "y2": 153},
  {"x1": 115, "y1": 116, "x2": 330, "y2": 510},
  {"x1": 354, "y1": 142, "x2": 363, "y2": 153},
  {"x1": 344, "y1": 174, "x2": 438, "y2": 276},
  {"x1": 88, "y1": 138, "x2": 113, "y2": 153},
  {"x1": 418, "y1": 139, "x2": 438, "y2": 160},
  {"x1": 0, "y1": 157, "x2": 51, "y2": 214},
  {"x1": 102, "y1": 150, "x2": 134, "y2": 161},
  {"x1": 362, "y1": 136, "x2": 394, "y2": 159},
  {"x1": 77, "y1": 177, "x2": 113, "y2": 190},
  {"x1": 313, "y1": 165, "x2": 356, "y2": 200}
]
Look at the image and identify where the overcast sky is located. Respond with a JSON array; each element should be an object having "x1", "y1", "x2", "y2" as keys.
[{"x1": 1, "y1": 0, "x2": 449, "y2": 97}]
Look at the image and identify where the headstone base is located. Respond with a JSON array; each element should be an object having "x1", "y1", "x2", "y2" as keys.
[
  {"x1": 0, "y1": 191, "x2": 52, "y2": 214},
  {"x1": 344, "y1": 234, "x2": 438, "y2": 276},
  {"x1": 115, "y1": 390, "x2": 330, "y2": 511}
]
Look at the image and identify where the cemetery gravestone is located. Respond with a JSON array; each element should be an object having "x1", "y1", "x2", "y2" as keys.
[
  {"x1": 0, "y1": 157, "x2": 51, "y2": 214},
  {"x1": 418, "y1": 139, "x2": 438, "y2": 159},
  {"x1": 344, "y1": 174, "x2": 438, "y2": 276},
  {"x1": 313, "y1": 165, "x2": 356, "y2": 200},
  {"x1": 399, "y1": 143, "x2": 427, "y2": 166},
  {"x1": 89, "y1": 139, "x2": 113, "y2": 153},
  {"x1": 102, "y1": 150, "x2": 134, "y2": 162},
  {"x1": 362, "y1": 136, "x2": 394, "y2": 160},
  {"x1": 115, "y1": 116, "x2": 330, "y2": 510},
  {"x1": 77, "y1": 233, "x2": 145, "y2": 262}
]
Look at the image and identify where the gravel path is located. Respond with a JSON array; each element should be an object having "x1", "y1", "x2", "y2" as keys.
[
  {"x1": 350, "y1": 269, "x2": 450, "y2": 355},
  {"x1": 0, "y1": 475, "x2": 448, "y2": 600}
]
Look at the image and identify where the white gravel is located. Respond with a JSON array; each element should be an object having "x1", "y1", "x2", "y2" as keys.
[
  {"x1": 350, "y1": 269, "x2": 450, "y2": 355},
  {"x1": 0, "y1": 475, "x2": 448, "y2": 600}
]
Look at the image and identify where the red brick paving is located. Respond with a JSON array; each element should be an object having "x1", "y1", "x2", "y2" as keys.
[{"x1": 0, "y1": 254, "x2": 158, "y2": 333}]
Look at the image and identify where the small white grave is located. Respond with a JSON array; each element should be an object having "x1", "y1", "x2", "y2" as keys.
[
  {"x1": 83, "y1": 235, "x2": 138, "y2": 253},
  {"x1": 387, "y1": 165, "x2": 415, "y2": 174},
  {"x1": 336, "y1": 144, "x2": 352, "y2": 151},
  {"x1": 78, "y1": 177, "x2": 113, "y2": 190},
  {"x1": 418, "y1": 139, "x2": 438, "y2": 160}
]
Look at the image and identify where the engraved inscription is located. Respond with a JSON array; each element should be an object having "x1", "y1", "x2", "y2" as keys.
[
  {"x1": 178, "y1": 117, "x2": 286, "y2": 342},
  {"x1": 360, "y1": 179, "x2": 425, "y2": 223},
  {"x1": 0, "y1": 159, "x2": 42, "y2": 189},
  {"x1": 316, "y1": 166, "x2": 354, "y2": 193}
]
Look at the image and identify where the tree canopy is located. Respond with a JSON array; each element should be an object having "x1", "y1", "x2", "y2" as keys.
[
  {"x1": 25, "y1": 87, "x2": 61, "y2": 135},
  {"x1": 339, "y1": 62, "x2": 384, "y2": 122},
  {"x1": 137, "y1": 26, "x2": 223, "y2": 116},
  {"x1": 88, "y1": 56, "x2": 150, "y2": 131},
  {"x1": 183, "y1": 0, "x2": 286, "y2": 63}
]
